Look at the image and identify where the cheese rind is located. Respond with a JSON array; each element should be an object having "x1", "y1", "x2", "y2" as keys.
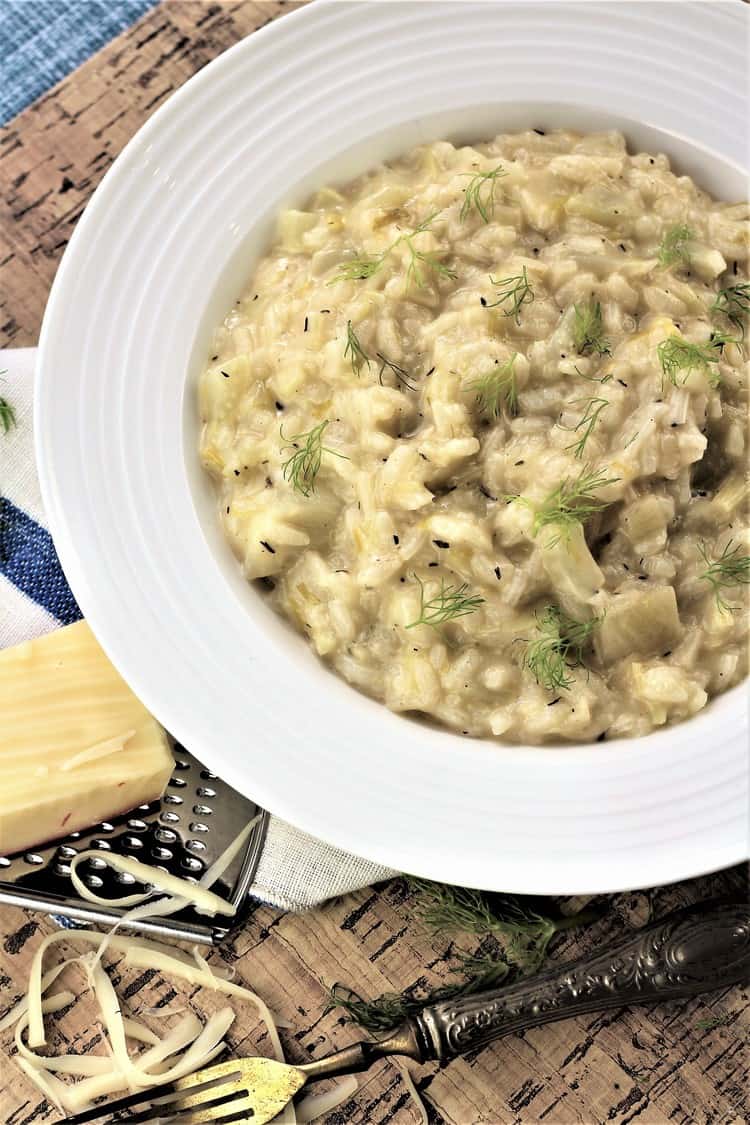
[{"x1": 0, "y1": 621, "x2": 173, "y2": 855}]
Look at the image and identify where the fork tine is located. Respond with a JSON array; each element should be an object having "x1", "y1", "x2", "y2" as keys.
[
  {"x1": 66, "y1": 1064, "x2": 243, "y2": 1124},
  {"x1": 160, "y1": 1109, "x2": 255, "y2": 1125},
  {"x1": 65, "y1": 1083, "x2": 179, "y2": 1124},
  {"x1": 113, "y1": 1086, "x2": 252, "y2": 1125}
]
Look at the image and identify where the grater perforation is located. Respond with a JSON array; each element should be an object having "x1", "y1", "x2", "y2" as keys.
[{"x1": 0, "y1": 741, "x2": 267, "y2": 945}]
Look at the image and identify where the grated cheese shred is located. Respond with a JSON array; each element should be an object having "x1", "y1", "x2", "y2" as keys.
[{"x1": 2, "y1": 820, "x2": 301, "y2": 1120}]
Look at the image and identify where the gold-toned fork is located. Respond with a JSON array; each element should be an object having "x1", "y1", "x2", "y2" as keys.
[{"x1": 66, "y1": 899, "x2": 749, "y2": 1125}]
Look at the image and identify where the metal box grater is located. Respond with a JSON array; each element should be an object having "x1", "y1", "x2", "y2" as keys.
[{"x1": 0, "y1": 742, "x2": 268, "y2": 945}]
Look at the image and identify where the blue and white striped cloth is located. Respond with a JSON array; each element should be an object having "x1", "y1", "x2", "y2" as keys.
[
  {"x1": 0, "y1": 348, "x2": 81, "y2": 646},
  {"x1": 0, "y1": 347, "x2": 394, "y2": 908}
]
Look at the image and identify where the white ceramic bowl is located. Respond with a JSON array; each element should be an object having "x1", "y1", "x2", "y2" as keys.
[{"x1": 36, "y1": 1, "x2": 749, "y2": 893}]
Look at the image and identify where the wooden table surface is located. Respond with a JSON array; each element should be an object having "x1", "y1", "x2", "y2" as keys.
[{"x1": 0, "y1": 3, "x2": 748, "y2": 1122}]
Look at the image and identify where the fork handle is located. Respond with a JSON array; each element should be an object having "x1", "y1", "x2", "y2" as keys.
[{"x1": 413, "y1": 898, "x2": 749, "y2": 1060}]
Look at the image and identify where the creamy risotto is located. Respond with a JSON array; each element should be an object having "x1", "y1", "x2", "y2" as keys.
[{"x1": 199, "y1": 129, "x2": 749, "y2": 744}]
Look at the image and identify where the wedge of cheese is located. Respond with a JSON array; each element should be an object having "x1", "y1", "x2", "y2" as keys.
[{"x1": 0, "y1": 620, "x2": 173, "y2": 856}]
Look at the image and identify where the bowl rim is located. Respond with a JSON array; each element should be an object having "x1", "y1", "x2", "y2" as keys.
[{"x1": 36, "y1": 0, "x2": 749, "y2": 893}]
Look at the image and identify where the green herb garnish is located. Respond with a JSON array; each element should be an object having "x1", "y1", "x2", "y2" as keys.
[
  {"x1": 333, "y1": 254, "x2": 383, "y2": 282},
  {"x1": 657, "y1": 337, "x2": 720, "y2": 388},
  {"x1": 327, "y1": 984, "x2": 428, "y2": 1034},
  {"x1": 410, "y1": 879, "x2": 596, "y2": 969},
  {"x1": 327, "y1": 879, "x2": 598, "y2": 1033},
  {"x1": 709, "y1": 329, "x2": 742, "y2": 355},
  {"x1": 698, "y1": 540, "x2": 750, "y2": 613},
  {"x1": 695, "y1": 1014, "x2": 731, "y2": 1031},
  {"x1": 657, "y1": 224, "x2": 694, "y2": 267},
  {"x1": 509, "y1": 464, "x2": 618, "y2": 546},
  {"x1": 402, "y1": 212, "x2": 458, "y2": 289},
  {"x1": 344, "y1": 321, "x2": 370, "y2": 375},
  {"x1": 468, "y1": 353, "x2": 519, "y2": 417},
  {"x1": 522, "y1": 605, "x2": 599, "y2": 693},
  {"x1": 484, "y1": 267, "x2": 534, "y2": 325},
  {"x1": 562, "y1": 396, "x2": 609, "y2": 459},
  {"x1": 280, "y1": 420, "x2": 348, "y2": 497},
  {"x1": 459, "y1": 165, "x2": 508, "y2": 223},
  {"x1": 377, "y1": 352, "x2": 416, "y2": 391},
  {"x1": 573, "y1": 300, "x2": 610, "y2": 356},
  {"x1": 711, "y1": 282, "x2": 750, "y2": 339},
  {"x1": 327, "y1": 953, "x2": 510, "y2": 1035},
  {"x1": 573, "y1": 364, "x2": 613, "y2": 385},
  {"x1": 331, "y1": 212, "x2": 456, "y2": 289},
  {"x1": 406, "y1": 574, "x2": 484, "y2": 629},
  {"x1": 0, "y1": 398, "x2": 16, "y2": 434}
]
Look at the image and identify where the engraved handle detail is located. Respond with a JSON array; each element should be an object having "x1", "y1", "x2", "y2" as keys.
[{"x1": 414, "y1": 900, "x2": 750, "y2": 1060}]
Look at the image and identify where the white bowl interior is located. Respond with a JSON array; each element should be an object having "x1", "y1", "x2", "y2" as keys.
[{"x1": 182, "y1": 102, "x2": 748, "y2": 760}]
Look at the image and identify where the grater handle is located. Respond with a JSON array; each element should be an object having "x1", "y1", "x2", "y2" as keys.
[{"x1": 413, "y1": 899, "x2": 750, "y2": 1060}]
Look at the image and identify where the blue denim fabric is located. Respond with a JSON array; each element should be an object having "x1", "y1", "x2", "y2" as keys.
[{"x1": 0, "y1": 0, "x2": 157, "y2": 124}]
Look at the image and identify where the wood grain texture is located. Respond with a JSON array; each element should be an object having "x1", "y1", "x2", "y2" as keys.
[{"x1": 0, "y1": 2, "x2": 748, "y2": 1122}]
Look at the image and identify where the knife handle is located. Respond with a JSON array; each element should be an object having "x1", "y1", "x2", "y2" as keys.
[{"x1": 413, "y1": 899, "x2": 750, "y2": 1061}]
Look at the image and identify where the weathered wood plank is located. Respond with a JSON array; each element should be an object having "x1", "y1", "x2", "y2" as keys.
[
  {"x1": 1, "y1": 869, "x2": 747, "y2": 1124},
  {"x1": 0, "y1": 2, "x2": 747, "y2": 1122}
]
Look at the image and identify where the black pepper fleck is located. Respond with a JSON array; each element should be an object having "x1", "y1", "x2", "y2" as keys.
[
  {"x1": 428, "y1": 561, "x2": 439, "y2": 568},
  {"x1": 596, "y1": 731, "x2": 607, "y2": 742},
  {"x1": 494, "y1": 566, "x2": 502, "y2": 580},
  {"x1": 303, "y1": 316, "x2": 309, "y2": 332},
  {"x1": 547, "y1": 698, "x2": 561, "y2": 707},
  {"x1": 260, "y1": 540, "x2": 275, "y2": 554},
  {"x1": 393, "y1": 535, "x2": 400, "y2": 545},
  {"x1": 221, "y1": 370, "x2": 230, "y2": 378},
  {"x1": 432, "y1": 539, "x2": 450, "y2": 549},
  {"x1": 617, "y1": 379, "x2": 628, "y2": 387}
]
